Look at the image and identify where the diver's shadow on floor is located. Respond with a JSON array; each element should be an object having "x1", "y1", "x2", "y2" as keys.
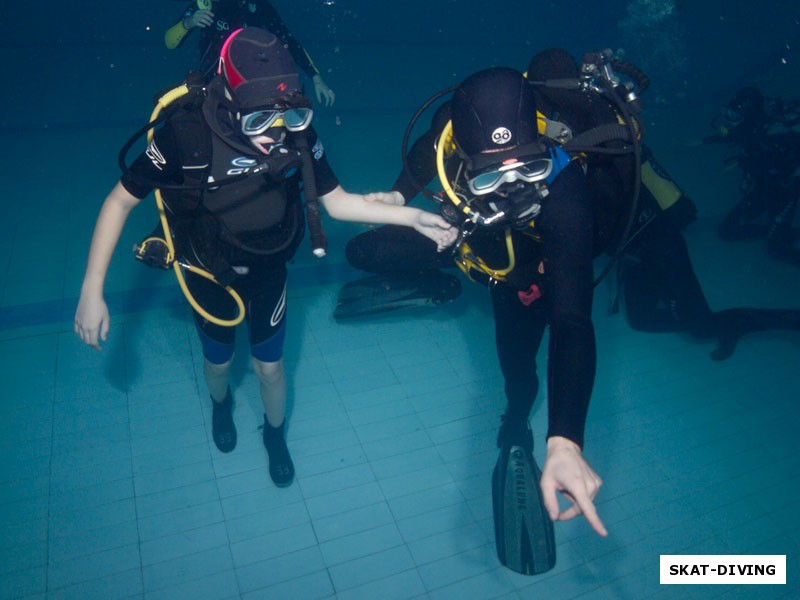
[{"x1": 102, "y1": 329, "x2": 128, "y2": 394}]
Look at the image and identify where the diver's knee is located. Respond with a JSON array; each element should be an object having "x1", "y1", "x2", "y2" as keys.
[
  {"x1": 251, "y1": 357, "x2": 284, "y2": 385},
  {"x1": 204, "y1": 358, "x2": 233, "y2": 378},
  {"x1": 345, "y1": 235, "x2": 374, "y2": 270},
  {"x1": 344, "y1": 238, "x2": 365, "y2": 269}
]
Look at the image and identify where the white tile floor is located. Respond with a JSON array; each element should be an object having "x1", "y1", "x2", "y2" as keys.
[{"x1": 2, "y1": 217, "x2": 799, "y2": 599}]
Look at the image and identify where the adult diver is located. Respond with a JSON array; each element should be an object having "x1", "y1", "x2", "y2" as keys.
[
  {"x1": 704, "y1": 85, "x2": 800, "y2": 266},
  {"x1": 358, "y1": 63, "x2": 622, "y2": 573}
]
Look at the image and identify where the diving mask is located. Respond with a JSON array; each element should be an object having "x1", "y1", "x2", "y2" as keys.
[
  {"x1": 466, "y1": 156, "x2": 553, "y2": 196},
  {"x1": 240, "y1": 107, "x2": 314, "y2": 137}
]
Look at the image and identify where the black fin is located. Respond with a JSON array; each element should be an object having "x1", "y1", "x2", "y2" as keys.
[
  {"x1": 492, "y1": 444, "x2": 556, "y2": 575},
  {"x1": 334, "y1": 270, "x2": 461, "y2": 321},
  {"x1": 711, "y1": 308, "x2": 800, "y2": 361}
]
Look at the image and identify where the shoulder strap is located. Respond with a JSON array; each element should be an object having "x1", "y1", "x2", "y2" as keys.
[{"x1": 168, "y1": 102, "x2": 212, "y2": 211}]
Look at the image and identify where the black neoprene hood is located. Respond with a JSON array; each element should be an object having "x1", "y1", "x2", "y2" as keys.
[
  {"x1": 221, "y1": 27, "x2": 301, "y2": 110},
  {"x1": 451, "y1": 67, "x2": 539, "y2": 160}
]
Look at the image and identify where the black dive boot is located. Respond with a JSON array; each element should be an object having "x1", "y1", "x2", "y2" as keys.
[
  {"x1": 262, "y1": 416, "x2": 295, "y2": 487},
  {"x1": 496, "y1": 413, "x2": 534, "y2": 452},
  {"x1": 711, "y1": 308, "x2": 800, "y2": 361},
  {"x1": 211, "y1": 389, "x2": 237, "y2": 453}
]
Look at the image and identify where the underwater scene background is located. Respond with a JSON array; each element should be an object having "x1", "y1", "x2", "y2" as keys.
[{"x1": 1, "y1": 1, "x2": 799, "y2": 598}]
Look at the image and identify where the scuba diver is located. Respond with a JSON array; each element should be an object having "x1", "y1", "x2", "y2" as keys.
[
  {"x1": 705, "y1": 86, "x2": 800, "y2": 266},
  {"x1": 74, "y1": 28, "x2": 455, "y2": 488},
  {"x1": 165, "y1": 0, "x2": 336, "y2": 106},
  {"x1": 343, "y1": 47, "x2": 644, "y2": 316},
  {"x1": 353, "y1": 61, "x2": 630, "y2": 574},
  {"x1": 617, "y1": 144, "x2": 800, "y2": 360}
]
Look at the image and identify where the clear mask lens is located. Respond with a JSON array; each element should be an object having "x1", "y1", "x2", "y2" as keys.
[
  {"x1": 282, "y1": 108, "x2": 314, "y2": 131},
  {"x1": 241, "y1": 107, "x2": 313, "y2": 136},
  {"x1": 467, "y1": 158, "x2": 553, "y2": 196}
]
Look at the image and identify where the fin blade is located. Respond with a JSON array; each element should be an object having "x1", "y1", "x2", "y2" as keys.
[
  {"x1": 492, "y1": 445, "x2": 556, "y2": 575},
  {"x1": 334, "y1": 271, "x2": 461, "y2": 321}
]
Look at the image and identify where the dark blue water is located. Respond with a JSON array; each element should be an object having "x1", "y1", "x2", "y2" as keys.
[{"x1": 5, "y1": 1, "x2": 799, "y2": 129}]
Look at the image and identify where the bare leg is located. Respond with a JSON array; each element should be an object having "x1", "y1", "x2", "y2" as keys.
[
  {"x1": 203, "y1": 357, "x2": 236, "y2": 453},
  {"x1": 252, "y1": 357, "x2": 294, "y2": 486},
  {"x1": 251, "y1": 357, "x2": 286, "y2": 427},
  {"x1": 204, "y1": 358, "x2": 232, "y2": 403}
]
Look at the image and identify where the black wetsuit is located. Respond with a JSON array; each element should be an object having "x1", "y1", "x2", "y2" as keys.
[
  {"x1": 618, "y1": 187, "x2": 710, "y2": 334},
  {"x1": 349, "y1": 99, "x2": 597, "y2": 447},
  {"x1": 177, "y1": 0, "x2": 320, "y2": 80},
  {"x1": 347, "y1": 51, "x2": 643, "y2": 447},
  {"x1": 490, "y1": 162, "x2": 596, "y2": 447}
]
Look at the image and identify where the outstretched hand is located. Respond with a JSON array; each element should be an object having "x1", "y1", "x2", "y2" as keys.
[
  {"x1": 540, "y1": 436, "x2": 607, "y2": 537},
  {"x1": 312, "y1": 75, "x2": 336, "y2": 107},
  {"x1": 412, "y1": 210, "x2": 458, "y2": 252}
]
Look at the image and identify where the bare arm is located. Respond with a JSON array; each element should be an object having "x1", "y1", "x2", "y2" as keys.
[
  {"x1": 74, "y1": 182, "x2": 142, "y2": 350},
  {"x1": 319, "y1": 185, "x2": 456, "y2": 250}
]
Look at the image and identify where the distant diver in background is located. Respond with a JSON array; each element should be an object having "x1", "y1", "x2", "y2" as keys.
[
  {"x1": 615, "y1": 146, "x2": 800, "y2": 361},
  {"x1": 704, "y1": 86, "x2": 800, "y2": 266},
  {"x1": 164, "y1": 0, "x2": 336, "y2": 106}
]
